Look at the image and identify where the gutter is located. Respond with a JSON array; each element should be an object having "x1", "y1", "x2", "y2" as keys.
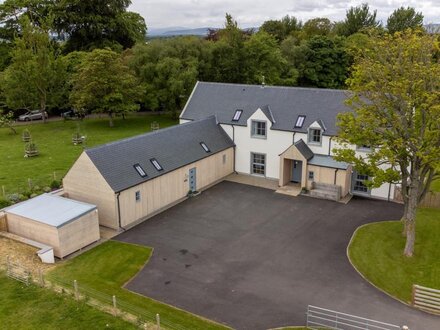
[
  {"x1": 232, "y1": 125, "x2": 237, "y2": 173},
  {"x1": 116, "y1": 192, "x2": 122, "y2": 229},
  {"x1": 387, "y1": 183, "x2": 392, "y2": 201},
  {"x1": 334, "y1": 169, "x2": 339, "y2": 184},
  {"x1": 292, "y1": 132, "x2": 296, "y2": 144}
]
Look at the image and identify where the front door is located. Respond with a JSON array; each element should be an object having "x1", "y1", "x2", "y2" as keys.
[
  {"x1": 189, "y1": 167, "x2": 197, "y2": 192},
  {"x1": 291, "y1": 160, "x2": 302, "y2": 183}
]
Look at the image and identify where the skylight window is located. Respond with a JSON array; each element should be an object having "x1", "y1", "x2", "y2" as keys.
[
  {"x1": 200, "y1": 142, "x2": 210, "y2": 153},
  {"x1": 294, "y1": 115, "x2": 306, "y2": 128},
  {"x1": 150, "y1": 158, "x2": 163, "y2": 171},
  {"x1": 134, "y1": 164, "x2": 147, "y2": 177},
  {"x1": 232, "y1": 109, "x2": 243, "y2": 121}
]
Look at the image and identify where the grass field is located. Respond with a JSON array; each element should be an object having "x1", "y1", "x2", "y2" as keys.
[
  {"x1": 0, "y1": 114, "x2": 177, "y2": 194},
  {"x1": 49, "y1": 240, "x2": 229, "y2": 330},
  {"x1": 348, "y1": 208, "x2": 440, "y2": 303},
  {"x1": 431, "y1": 179, "x2": 440, "y2": 192},
  {"x1": 0, "y1": 272, "x2": 138, "y2": 330}
]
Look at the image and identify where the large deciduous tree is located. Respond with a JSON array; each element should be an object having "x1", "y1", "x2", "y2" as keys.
[
  {"x1": 260, "y1": 15, "x2": 301, "y2": 43},
  {"x1": 1, "y1": 18, "x2": 67, "y2": 122},
  {"x1": 53, "y1": 0, "x2": 146, "y2": 52},
  {"x1": 70, "y1": 48, "x2": 142, "y2": 126},
  {"x1": 337, "y1": 3, "x2": 380, "y2": 36},
  {"x1": 333, "y1": 31, "x2": 440, "y2": 257},
  {"x1": 386, "y1": 7, "x2": 424, "y2": 34}
]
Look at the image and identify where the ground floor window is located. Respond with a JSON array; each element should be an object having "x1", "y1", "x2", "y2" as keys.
[
  {"x1": 135, "y1": 190, "x2": 141, "y2": 202},
  {"x1": 308, "y1": 171, "x2": 314, "y2": 180},
  {"x1": 251, "y1": 153, "x2": 266, "y2": 175},
  {"x1": 353, "y1": 173, "x2": 369, "y2": 193}
]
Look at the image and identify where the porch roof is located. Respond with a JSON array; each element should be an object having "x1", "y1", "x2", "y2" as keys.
[{"x1": 308, "y1": 154, "x2": 349, "y2": 170}]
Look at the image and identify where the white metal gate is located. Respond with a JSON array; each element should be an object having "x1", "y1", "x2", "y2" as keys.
[{"x1": 306, "y1": 305, "x2": 402, "y2": 330}]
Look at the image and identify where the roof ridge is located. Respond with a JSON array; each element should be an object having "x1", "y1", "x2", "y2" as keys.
[
  {"x1": 198, "y1": 81, "x2": 349, "y2": 93},
  {"x1": 86, "y1": 116, "x2": 217, "y2": 153}
]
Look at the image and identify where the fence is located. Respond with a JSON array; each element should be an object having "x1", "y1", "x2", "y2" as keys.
[
  {"x1": 306, "y1": 305, "x2": 402, "y2": 330},
  {"x1": 0, "y1": 212, "x2": 7, "y2": 231},
  {"x1": 419, "y1": 192, "x2": 440, "y2": 209},
  {"x1": 412, "y1": 284, "x2": 440, "y2": 315},
  {"x1": 0, "y1": 256, "x2": 187, "y2": 330}
]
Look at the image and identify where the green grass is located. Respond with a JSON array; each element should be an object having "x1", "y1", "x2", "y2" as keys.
[
  {"x1": 348, "y1": 208, "x2": 440, "y2": 303},
  {"x1": 0, "y1": 272, "x2": 138, "y2": 330},
  {"x1": 431, "y1": 179, "x2": 440, "y2": 193},
  {"x1": 0, "y1": 114, "x2": 177, "y2": 194},
  {"x1": 49, "y1": 240, "x2": 229, "y2": 330}
]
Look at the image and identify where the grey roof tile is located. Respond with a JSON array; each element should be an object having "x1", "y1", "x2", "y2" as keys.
[
  {"x1": 294, "y1": 139, "x2": 314, "y2": 160},
  {"x1": 181, "y1": 82, "x2": 352, "y2": 136},
  {"x1": 85, "y1": 116, "x2": 234, "y2": 192},
  {"x1": 308, "y1": 154, "x2": 349, "y2": 170}
]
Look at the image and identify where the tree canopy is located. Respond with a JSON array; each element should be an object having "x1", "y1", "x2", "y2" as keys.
[
  {"x1": 386, "y1": 7, "x2": 424, "y2": 34},
  {"x1": 337, "y1": 3, "x2": 380, "y2": 36},
  {"x1": 333, "y1": 31, "x2": 440, "y2": 257}
]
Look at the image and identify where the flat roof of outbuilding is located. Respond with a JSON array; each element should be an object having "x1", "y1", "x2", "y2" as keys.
[{"x1": 6, "y1": 194, "x2": 97, "y2": 228}]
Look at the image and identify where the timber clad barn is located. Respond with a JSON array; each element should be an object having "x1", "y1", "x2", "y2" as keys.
[{"x1": 63, "y1": 116, "x2": 235, "y2": 230}]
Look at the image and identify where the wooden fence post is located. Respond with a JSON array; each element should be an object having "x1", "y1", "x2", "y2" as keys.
[
  {"x1": 156, "y1": 313, "x2": 160, "y2": 329},
  {"x1": 112, "y1": 295, "x2": 117, "y2": 316},
  {"x1": 74, "y1": 280, "x2": 79, "y2": 300},
  {"x1": 1, "y1": 185, "x2": 5, "y2": 198}
]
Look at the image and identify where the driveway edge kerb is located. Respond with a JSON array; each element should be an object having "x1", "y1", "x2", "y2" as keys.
[{"x1": 346, "y1": 220, "x2": 427, "y2": 314}]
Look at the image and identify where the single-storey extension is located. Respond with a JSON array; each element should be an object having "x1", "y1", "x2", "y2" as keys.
[
  {"x1": 5, "y1": 193, "x2": 99, "y2": 258},
  {"x1": 63, "y1": 116, "x2": 235, "y2": 230}
]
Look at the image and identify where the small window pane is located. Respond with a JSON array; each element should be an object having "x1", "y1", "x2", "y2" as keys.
[
  {"x1": 150, "y1": 158, "x2": 163, "y2": 171},
  {"x1": 252, "y1": 121, "x2": 266, "y2": 137},
  {"x1": 295, "y1": 115, "x2": 306, "y2": 128},
  {"x1": 251, "y1": 153, "x2": 265, "y2": 175},
  {"x1": 308, "y1": 171, "x2": 314, "y2": 180},
  {"x1": 135, "y1": 191, "x2": 141, "y2": 202},
  {"x1": 222, "y1": 154, "x2": 226, "y2": 164},
  {"x1": 232, "y1": 110, "x2": 243, "y2": 121},
  {"x1": 354, "y1": 174, "x2": 369, "y2": 192},
  {"x1": 134, "y1": 164, "x2": 147, "y2": 177},
  {"x1": 200, "y1": 142, "x2": 210, "y2": 153},
  {"x1": 309, "y1": 129, "x2": 321, "y2": 143}
]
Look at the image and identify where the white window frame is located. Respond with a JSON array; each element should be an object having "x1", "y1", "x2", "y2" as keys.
[
  {"x1": 250, "y1": 152, "x2": 266, "y2": 176},
  {"x1": 134, "y1": 164, "x2": 147, "y2": 177},
  {"x1": 150, "y1": 158, "x2": 163, "y2": 171},
  {"x1": 251, "y1": 120, "x2": 267, "y2": 139},
  {"x1": 308, "y1": 128, "x2": 322, "y2": 145},
  {"x1": 294, "y1": 115, "x2": 306, "y2": 128},
  {"x1": 200, "y1": 142, "x2": 210, "y2": 153}
]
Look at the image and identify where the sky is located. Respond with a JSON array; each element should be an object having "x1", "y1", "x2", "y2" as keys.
[{"x1": 129, "y1": 0, "x2": 440, "y2": 30}]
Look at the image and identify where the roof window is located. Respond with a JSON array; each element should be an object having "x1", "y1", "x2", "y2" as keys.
[
  {"x1": 294, "y1": 115, "x2": 306, "y2": 128},
  {"x1": 134, "y1": 164, "x2": 147, "y2": 177},
  {"x1": 232, "y1": 109, "x2": 243, "y2": 121},
  {"x1": 200, "y1": 142, "x2": 210, "y2": 153},
  {"x1": 150, "y1": 158, "x2": 163, "y2": 171}
]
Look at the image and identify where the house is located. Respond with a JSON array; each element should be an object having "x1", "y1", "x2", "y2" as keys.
[
  {"x1": 180, "y1": 81, "x2": 398, "y2": 202},
  {"x1": 4, "y1": 194, "x2": 99, "y2": 259},
  {"x1": 63, "y1": 116, "x2": 235, "y2": 230}
]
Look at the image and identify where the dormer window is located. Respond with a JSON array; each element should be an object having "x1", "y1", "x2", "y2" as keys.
[
  {"x1": 232, "y1": 109, "x2": 243, "y2": 121},
  {"x1": 294, "y1": 115, "x2": 306, "y2": 128},
  {"x1": 251, "y1": 120, "x2": 267, "y2": 139},
  {"x1": 308, "y1": 128, "x2": 322, "y2": 145}
]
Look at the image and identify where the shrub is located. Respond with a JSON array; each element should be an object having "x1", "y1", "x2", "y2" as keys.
[
  {"x1": 0, "y1": 198, "x2": 11, "y2": 209},
  {"x1": 50, "y1": 180, "x2": 61, "y2": 190},
  {"x1": 43, "y1": 186, "x2": 51, "y2": 193},
  {"x1": 8, "y1": 193, "x2": 20, "y2": 203}
]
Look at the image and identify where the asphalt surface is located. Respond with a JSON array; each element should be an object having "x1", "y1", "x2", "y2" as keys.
[{"x1": 115, "y1": 181, "x2": 439, "y2": 330}]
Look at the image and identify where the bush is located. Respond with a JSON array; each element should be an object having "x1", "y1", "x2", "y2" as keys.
[
  {"x1": 0, "y1": 198, "x2": 11, "y2": 209},
  {"x1": 50, "y1": 180, "x2": 61, "y2": 190}
]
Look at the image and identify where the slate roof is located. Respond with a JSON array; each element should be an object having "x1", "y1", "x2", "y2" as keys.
[
  {"x1": 181, "y1": 82, "x2": 352, "y2": 136},
  {"x1": 308, "y1": 154, "x2": 350, "y2": 170},
  {"x1": 6, "y1": 194, "x2": 96, "y2": 228},
  {"x1": 294, "y1": 139, "x2": 314, "y2": 160},
  {"x1": 85, "y1": 116, "x2": 235, "y2": 192}
]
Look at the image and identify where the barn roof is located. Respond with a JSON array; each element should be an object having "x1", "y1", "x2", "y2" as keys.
[
  {"x1": 181, "y1": 81, "x2": 352, "y2": 136},
  {"x1": 85, "y1": 116, "x2": 235, "y2": 192},
  {"x1": 6, "y1": 194, "x2": 97, "y2": 228}
]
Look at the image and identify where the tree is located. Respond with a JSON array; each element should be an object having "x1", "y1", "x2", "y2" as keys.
[
  {"x1": 387, "y1": 7, "x2": 423, "y2": 34},
  {"x1": 53, "y1": 0, "x2": 146, "y2": 52},
  {"x1": 0, "y1": 110, "x2": 16, "y2": 134},
  {"x1": 337, "y1": 3, "x2": 380, "y2": 36},
  {"x1": 243, "y1": 31, "x2": 291, "y2": 85},
  {"x1": 70, "y1": 48, "x2": 142, "y2": 126},
  {"x1": 260, "y1": 15, "x2": 301, "y2": 42},
  {"x1": 333, "y1": 31, "x2": 440, "y2": 257},
  {"x1": 1, "y1": 18, "x2": 67, "y2": 122},
  {"x1": 286, "y1": 35, "x2": 351, "y2": 88},
  {"x1": 300, "y1": 18, "x2": 333, "y2": 39}
]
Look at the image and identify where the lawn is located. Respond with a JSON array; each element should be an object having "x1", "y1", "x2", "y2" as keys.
[
  {"x1": 0, "y1": 113, "x2": 177, "y2": 195},
  {"x1": 431, "y1": 179, "x2": 440, "y2": 193},
  {"x1": 0, "y1": 272, "x2": 138, "y2": 330},
  {"x1": 348, "y1": 208, "x2": 440, "y2": 303},
  {"x1": 49, "y1": 240, "x2": 229, "y2": 330}
]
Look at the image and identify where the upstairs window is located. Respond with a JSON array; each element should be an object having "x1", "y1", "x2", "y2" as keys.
[
  {"x1": 251, "y1": 120, "x2": 267, "y2": 138},
  {"x1": 150, "y1": 158, "x2": 163, "y2": 171},
  {"x1": 308, "y1": 128, "x2": 322, "y2": 145},
  {"x1": 200, "y1": 142, "x2": 210, "y2": 153},
  {"x1": 294, "y1": 115, "x2": 306, "y2": 128},
  {"x1": 134, "y1": 164, "x2": 147, "y2": 177},
  {"x1": 232, "y1": 109, "x2": 243, "y2": 121},
  {"x1": 356, "y1": 144, "x2": 371, "y2": 151}
]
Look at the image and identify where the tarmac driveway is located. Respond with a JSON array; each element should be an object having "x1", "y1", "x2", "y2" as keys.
[{"x1": 115, "y1": 181, "x2": 439, "y2": 330}]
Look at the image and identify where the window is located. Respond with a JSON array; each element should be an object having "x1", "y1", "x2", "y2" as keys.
[
  {"x1": 135, "y1": 191, "x2": 141, "y2": 202},
  {"x1": 251, "y1": 153, "x2": 266, "y2": 175},
  {"x1": 353, "y1": 173, "x2": 370, "y2": 193},
  {"x1": 150, "y1": 158, "x2": 163, "y2": 171},
  {"x1": 134, "y1": 164, "x2": 147, "y2": 177},
  {"x1": 200, "y1": 142, "x2": 210, "y2": 153},
  {"x1": 308, "y1": 128, "x2": 322, "y2": 144},
  {"x1": 232, "y1": 109, "x2": 243, "y2": 121},
  {"x1": 294, "y1": 115, "x2": 306, "y2": 128},
  {"x1": 308, "y1": 171, "x2": 314, "y2": 180},
  {"x1": 251, "y1": 120, "x2": 267, "y2": 138},
  {"x1": 222, "y1": 154, "x2": 227, "y2": 164},
  {"x1": 356, "y1": 144, "x2": 371, "y2": 151}
]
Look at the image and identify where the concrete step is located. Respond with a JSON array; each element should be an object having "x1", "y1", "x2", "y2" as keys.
[
  {"x1": 312, "y1": 182, "x2": 340, "y2": 192},
  {"x1": 310, "y1": 189, "x2": 340, "y2": 201}
]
